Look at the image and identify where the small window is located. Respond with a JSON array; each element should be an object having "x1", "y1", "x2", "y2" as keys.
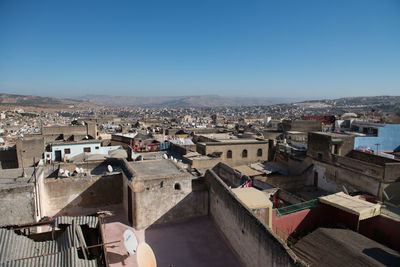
[
  {"x1": 227, "y1": 150, "x2": 232, "y2": 159},
  {"x1": 242, "y1": 149, "x2": 248, "y2": 158},
  {"x1": 318, "y1": 153, "x2": 323, "y2": 160},
  {"x1": 160, "y1": 181, "x2": 164, "y2": 188},
  {"x1": 83, "y1": 147, "x2": 91, "y2": 153},
  {"x1": 257, "y1": 148, "x2": 262, "y2": 157},
  {"x1": 95, "y1": 146, "x2": 99, "y2": 150},
  {"x1": 174, "y1": 183, "x2": 181, "y2": 190},
  {"x1": 64, "y1": 148, "x2": 71, "y2": 154}
]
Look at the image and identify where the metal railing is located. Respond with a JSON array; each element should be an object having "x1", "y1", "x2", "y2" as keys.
[
  {"x1": 275, "y1": 199, "x2": 319, "y2": 217},
  {"x1": 271, "y1": 224, "x2": 297, "y2": 247}
]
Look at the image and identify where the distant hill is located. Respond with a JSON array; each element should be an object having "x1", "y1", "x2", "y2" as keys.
[
  {"x1": 79, "y1": 94, "x2": 303, "y2": 107},
  {"x1": 0, "y1": 93, "x2": 85, "y2": 109}
]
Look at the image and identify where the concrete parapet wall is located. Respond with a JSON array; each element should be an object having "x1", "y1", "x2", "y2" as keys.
[
  {"x1": 205, "y1": 169, "x2": 301, "y2": 267},
  {"x1": 42, "y1": 174, "x2": 123, "y2": 217}
]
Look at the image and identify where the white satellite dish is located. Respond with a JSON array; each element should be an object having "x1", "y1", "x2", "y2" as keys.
[
  {"x1": 60, "y1": 169, "x2": 64, "y2": 174},
  {"x1": 123, "y1": 229, "x2": 138, "y2": 255},
  {"x1": 173, "y1": 158, "x2": 177, "y2": 163},
  {"x1": 162, "y1": 154, "x2": 168, "y2": 159},
  {"x1": 65, "y1": 170, "x2": 70, "y2": 177},
  {"x1": 170, "y1": 156, "x2": 173, "y2": 160},
  {"x1": 75, "y1": 167, "x2": 80, "y2": 173},
  {"x1": 107, "y1": 165, "x2": 113, "y2": 173},
  {"x1": 80, "y1": 168, "x2": 84, "y2": 173}
]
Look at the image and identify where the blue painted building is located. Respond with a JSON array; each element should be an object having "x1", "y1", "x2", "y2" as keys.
[
  {"x1": 353, "y1": 123, "x2": 400, "y2": 152},
  {"x1": 45, "y1": 140, "x2": 123, "y2": 162}
]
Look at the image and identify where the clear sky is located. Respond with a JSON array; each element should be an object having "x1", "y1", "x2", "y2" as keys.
[{"x1": 0, "y1": 0, "x2": 399, "y2": 98}]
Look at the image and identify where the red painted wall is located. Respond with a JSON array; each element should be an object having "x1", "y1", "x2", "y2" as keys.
[
  {"x1": 272, "y1": 204, "x2": 358, "y2": 236},
  {"x1": 273, "y1": 204, "x2": 400, "y2": 252}
]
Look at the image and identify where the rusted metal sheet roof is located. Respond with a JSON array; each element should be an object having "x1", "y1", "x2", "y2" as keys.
[
  {"x1": 1, "y1": 217, "x2": 99, "y2": 267},
  {"x1": 53, "y1": 216, "x2": 98, "y2": 228}
]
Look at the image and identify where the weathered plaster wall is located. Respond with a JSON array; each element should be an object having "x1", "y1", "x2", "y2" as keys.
[
  {"x1": 0, "y1": 184, "x2": 36, "y2": 226},
  {"x1": 309, "y1": 160, "x2": 381, "y2": 196},
  {"x1": 132, "y1": 175, "x2": 193, "y2": 229},
  {"x1": 205, "y1": 169, "x2": 301, "y2": 267},
  {"x1": 16, "y1": 136, "x2": 44, "y2": 167},
  {"x1": 42, "y1": 174, "x2": 123, "y2": 217},
  {"x1": 202, "y1": 142, "x2": 268, "y2": 165}
]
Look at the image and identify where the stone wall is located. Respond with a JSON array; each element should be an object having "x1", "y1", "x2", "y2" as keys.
[{"x1": 205, "y1": 169, "x2": 302, "y2": 267}]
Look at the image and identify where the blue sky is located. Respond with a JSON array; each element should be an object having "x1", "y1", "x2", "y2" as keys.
[{"x1": 0, "y1": 0, "x2": 399, "y2": 98}]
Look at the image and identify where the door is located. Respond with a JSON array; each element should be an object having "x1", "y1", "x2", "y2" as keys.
[
  {"x1": 55, "y1": 150, "x2": 62, "y2": 162},
  {"x1": 313, "y1": 171, "x2": 318, "y2": 187},
  {"x1": 127, "y1": 186, "x2": 133, "y2": 225}
]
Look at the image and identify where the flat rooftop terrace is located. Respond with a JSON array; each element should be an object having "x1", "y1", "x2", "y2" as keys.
[
  {"x1": 146, "y1": 216, "x2": 243, "y2": 267},
  {"x1": 101, "y1": 206, "x2": 242, "y2": 267},
  {"x1": 129, "y1": 159, "x2": 184, "y2": 179}
]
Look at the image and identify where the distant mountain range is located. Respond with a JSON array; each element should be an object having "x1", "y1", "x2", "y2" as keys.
[
  {"x1": 1, "y1": 93, "x2": 399, "y2": 109},
  {"x1": 78, "y1": 94, "x2": 304, "y2": 107},
  {"x1": 0, "y1": 93, "x2": 84, "y2": 109}
]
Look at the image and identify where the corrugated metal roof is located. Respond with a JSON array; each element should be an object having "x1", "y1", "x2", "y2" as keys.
[
  {"x1": 53, "y1": 216, "x2": 98, "y2": 229},
  {"x1": 0, "y1": 216, "x2": 99, "y2": 267}
]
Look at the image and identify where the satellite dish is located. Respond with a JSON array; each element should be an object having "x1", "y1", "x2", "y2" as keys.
[
  {"x1": 162, "y1": 154, "x2": 168, "y2": 159},
  {"x1": 80, "y1": 168, "x2": 84, "y2": 173},
  {"x1": 107, "y1": 165, "x2": 113, "y2": 173},
  {"x1": 75, "y1": 167, "x2": 80, "y2": 173},
  {"x1": 123, "y1": 229, "x2": 138, "y2": 255},
  {"x1": 60, "y1": 169, "x2": 64, "y2": 174},
  {"x1": 136, "y1": 242, "x2": 157, "y2": 267},
  {"x1": 170, "y1": 156, "x2": 173, "y2": 160},
  {"x1": 65, "y1": 170, "x2": 70, "y2": 177},
  {"x1": 173, "y1": 158, "x2": 177, "y2": 163}
]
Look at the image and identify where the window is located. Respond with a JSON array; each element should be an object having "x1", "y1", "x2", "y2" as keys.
[
  {"x1": 174, "y1": 183, "x2": 181, "y2": 190},
  {"x1": 95, "y1": 146, "x2": 99, "y2": 150},
  {"x1": 257, "y1": 148, "x2": 262, "y2": 157},
  {"x1": 83, "y1": 147, "x2": 91, "y2": 153},
  {"x1": 318, "y1": 153, "x2": 323, "y2": 160},
  {"x1": 227, "y1": 150, "x2": 232, "y2": 159},
  {"x1": 64, "y1": 148, "x2": 71, "y2": 154},
  {"x1": 242, "y1": 149, "x2": 248, "y2": 158}
]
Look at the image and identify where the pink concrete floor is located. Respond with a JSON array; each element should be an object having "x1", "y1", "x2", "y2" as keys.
[
  {"x1": 101, "y1": 205, "x2": 144, "y2": 267},
  {"x1": 146, "y1": 216, "x2": 244, "y2": 267},
  {"x1": 101, "y1": 205, "x2": 243, "y2": 267}
]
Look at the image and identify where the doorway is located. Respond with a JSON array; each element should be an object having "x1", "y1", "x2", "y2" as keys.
[
  {"x1": 55, "y1": 150, "x2": 62, "y2": 161},
  {"x1": 313, "y1": 171, "x2": 318, "y2": 187},
  {"x1": 128, "y1": 186, "x2": 133, "y2": 225}
]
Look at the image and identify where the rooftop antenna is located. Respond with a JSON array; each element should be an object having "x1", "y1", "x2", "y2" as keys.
[
  {"x1": 382, "y1": 190, "x2": 391, "y2": 201},
  {"x1": 342, "y1": 185, "x2": 349, "y2": 195}
]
